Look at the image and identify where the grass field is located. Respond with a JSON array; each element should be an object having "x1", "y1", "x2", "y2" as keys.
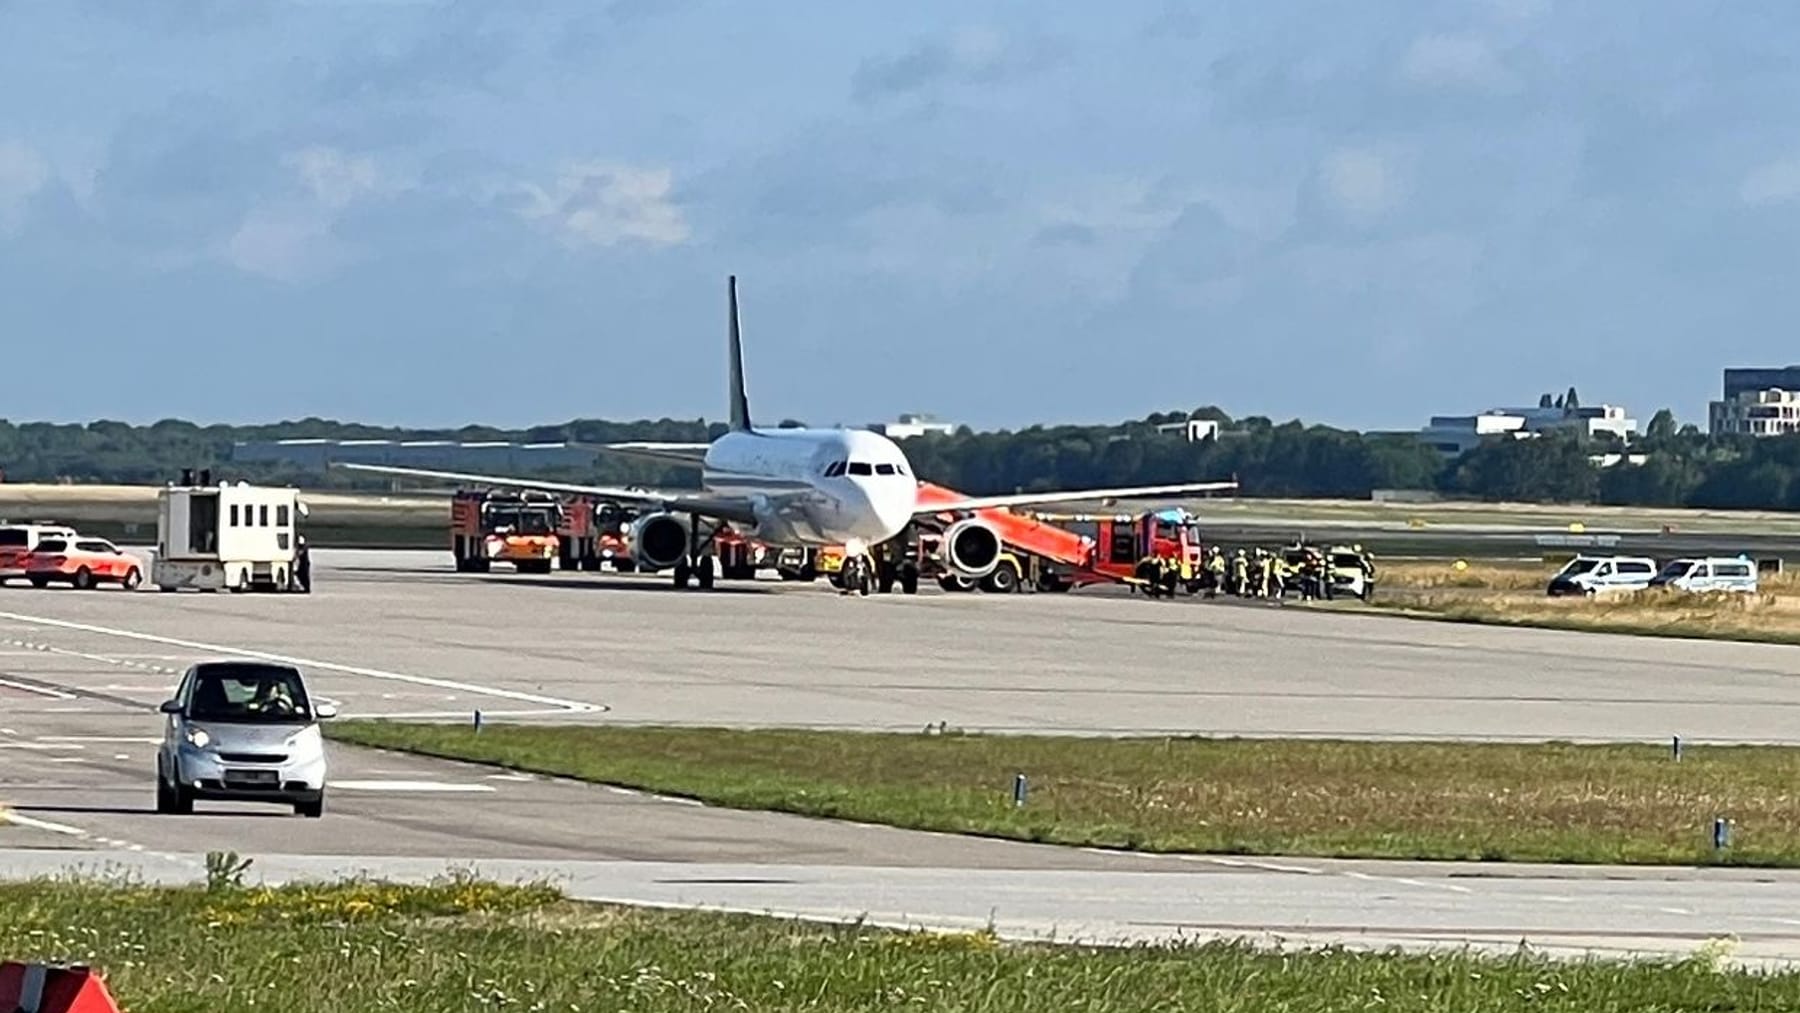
[
  {"x1": 1366, "y1": 560, "x2": 1800, "y2": 645},
  {"x1": 327, "y1": 724, "x2": 1800, "y2": 866},
  {"x1": 2, "y1": 872, "x2": 1792, "y2": 1011}
]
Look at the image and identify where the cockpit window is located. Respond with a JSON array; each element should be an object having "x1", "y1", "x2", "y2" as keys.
[
  {"x1": 848, "y1": 462, "x2": 873, "y2": 476},
  {"x1": 875, "y1": 463, "x2": 897, "y2": 475},
  {"x1": 823, "y1": 461, "x2": 846, "y2": 477}
]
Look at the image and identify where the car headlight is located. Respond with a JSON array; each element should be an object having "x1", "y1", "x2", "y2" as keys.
[{"x1": 185, "y1": 728, "x2": 211, "y2": 749}]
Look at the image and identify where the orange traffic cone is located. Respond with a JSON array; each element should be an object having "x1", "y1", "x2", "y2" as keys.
[{"x1": 0, "y1": 962, "x2": 122, "y2": 1013}]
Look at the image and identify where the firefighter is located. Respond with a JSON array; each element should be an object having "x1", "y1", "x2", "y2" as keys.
[
  {"x1": 1230, "y1": 549, "x2": 1249, "y2": 596},
  {"x1": 1270, "y1": 552, "x2": 1291, "y2": 600},
  {"x1": 1204, "y1": 546, "x2": 1226, "y2": 598},
  {"x1": 1257, "y1": 549, "x2": 1276, "y2": 599}
]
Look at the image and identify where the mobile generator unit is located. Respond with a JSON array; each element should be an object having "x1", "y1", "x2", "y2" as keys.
[{"x1": 153, "y1": 473, "x2": 308, "y2": 592}]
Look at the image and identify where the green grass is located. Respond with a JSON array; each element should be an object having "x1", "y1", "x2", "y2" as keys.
[
  {"x1": 2, "y1": 873, "x2": 1793, "y2": 1011},
  {"x1": 327, "y1": 723, "x2": 1800, "y2": 867}
]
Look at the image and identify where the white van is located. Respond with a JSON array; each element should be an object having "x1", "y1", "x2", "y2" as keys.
[
  {"x1": 1649, "y1": 556, "x2": 1759, "y2": 594},
  {"x1": 0, "y1": 523, "x2": 80, "y2": 584},
  {"x1": 1546, "y1": 555, "x2": 1658, "y2": 597}
]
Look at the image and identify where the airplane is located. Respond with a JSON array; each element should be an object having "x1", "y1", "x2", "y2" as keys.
[{"x1": 335, "y1": 276, "x2": 1238, "y2": 593}]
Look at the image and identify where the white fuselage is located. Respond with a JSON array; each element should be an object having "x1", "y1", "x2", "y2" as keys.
[{"x1": 700, "y1": 428, "x2": 918, "y2": 551}]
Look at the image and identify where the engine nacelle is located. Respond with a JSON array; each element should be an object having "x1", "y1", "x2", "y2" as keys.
[
  {"x1": 942, "y1": 517, "x2": 1002, "y2": 579},
  {"x1": 629, "y1": 511, "x2": 689, "y2": 570}
]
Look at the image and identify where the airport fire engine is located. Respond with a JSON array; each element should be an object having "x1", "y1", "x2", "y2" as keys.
[
  {"x1": 555, "y1": 496, "x2": 637, "y2": 572},
  {"x1": 451, "y1": 489, "x2": 561, "y2": 573}
]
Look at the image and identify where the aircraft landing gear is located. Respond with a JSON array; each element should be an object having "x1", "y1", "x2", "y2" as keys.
[{"x1": 671, "y1": 518, "x2": 720, "y2": 591}]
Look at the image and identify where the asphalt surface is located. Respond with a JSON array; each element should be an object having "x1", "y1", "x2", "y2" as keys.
[{"x1": 4, "y1": 547, "x2": 1800, "y2": 964}]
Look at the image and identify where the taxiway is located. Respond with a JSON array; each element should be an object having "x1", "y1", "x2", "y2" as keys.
[{"x1": 3, "y1": 547, "x2": 1799, "y2": 964}]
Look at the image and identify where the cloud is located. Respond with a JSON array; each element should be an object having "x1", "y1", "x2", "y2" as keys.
[
  {"x1": 1316, "y1": 148, "x2": 1399, "y2": 225},
  {"x1": 287, "y1": 146, "x2": 393, "y2": 209},
  {"x1": 1400, "y1": 34, "x2": 1518, "y2": 93},
  {"x1": 852, "y1": 28, "x2": 1064, "y2": 103},
  {"x1": 1740, "y1": 157, "x2": 1800, "y2": 205},
  {"x1": 0, "y1": 141, "x2": 49, "y2": 232},
  {"x1": 508, "y1": 161, "x2": 688, "y2": 249},
  {"x1": 224, "y1": 208, "x2": 338, "y2": 283}
]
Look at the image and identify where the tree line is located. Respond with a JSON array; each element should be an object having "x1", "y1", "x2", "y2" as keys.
[{"x1": 2, "y1": 408, "x2": 1798, "y2": 511}]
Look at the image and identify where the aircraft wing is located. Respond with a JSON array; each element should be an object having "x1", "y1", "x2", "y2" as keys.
[
  {"x1": 586, "y1": 441, "x2": 712, "y2": 467},
  {"x1": 920, "y1": 480, "x2": 1240, "y2": 514},
  {"x1": 330, "y1": 462, "x2": 760, "y2": 525}
]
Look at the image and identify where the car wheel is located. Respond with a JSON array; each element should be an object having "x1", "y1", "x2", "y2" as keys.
[
  {"x1": 295, "y1": 796, "x2": 324, "y2": 818},
  {"x1": 73, "y1": 567, "x2": 93, "y2": 590},
  {"x1": 27, "y1": 576, "x2": 48, "y2": 589},
  {"x1": 122, "y1": 567, "x2": 142, "y2": 590}
]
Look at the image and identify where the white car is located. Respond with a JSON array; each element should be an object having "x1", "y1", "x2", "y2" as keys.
[
  {"x1": 156, "y1": 660, "x2": 336, "y2": 817},
  {"x1": 1650, "y1": 556, "x2": 1759, "y2": 594},
  {"x1": 1546, "y1": 555, "x2": 1658, "y2": 597}
]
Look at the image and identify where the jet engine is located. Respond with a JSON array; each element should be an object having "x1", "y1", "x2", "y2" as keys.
[
  {"x1": 629, "y1": 511, "x2": 689, "y2": 570},
  {"x1": 941, "y1": 517, "x2": 1002, "y2": 579}
]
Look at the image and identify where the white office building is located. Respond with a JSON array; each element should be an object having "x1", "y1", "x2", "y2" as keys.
[
  {"x1": 872, "y1": 413, "x2": 957, "y2": 439},
  {"x1": 1710, "y1": 388, "x2": 1800, "y2": 436},
  {"x1": 1417, "y1": 403, "x2": 1638, "y2": 458}
]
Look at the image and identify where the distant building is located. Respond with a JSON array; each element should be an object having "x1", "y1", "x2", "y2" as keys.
[
  {"x1": 1416, "y1": 403, "x2": 1638, "y2": 458},
  {"x1": 1709, "y1": 388, "x2": 1800, "y2": 437},
  {"x1": 1153, "y1": 418, "x2": 1221, "y2": 442},
  {"x1": 1724, "y1": 366, "x2": 1800, "y2": 401},
  {"x1": 872, "y1": 413, "x2": 957, "y2": 439},
  {"x1": 230, "y1": 438, "x2": 596, "y2": 472}
]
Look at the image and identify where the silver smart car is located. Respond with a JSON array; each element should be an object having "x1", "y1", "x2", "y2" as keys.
[{"x1": 156, "y1": 660, "x2": 336, "y2": 817}]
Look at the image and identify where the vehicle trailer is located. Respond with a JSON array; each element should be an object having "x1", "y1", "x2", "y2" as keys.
[
  {"x1": 152, "y1": 473, "x2": 309, "y2": 593},
  {"x1": 451, "y1": 489, "x2": 561, "y2": 573}
]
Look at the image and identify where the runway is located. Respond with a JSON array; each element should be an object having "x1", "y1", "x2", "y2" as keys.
[{"x1": 4, "y1": 547, "x2": 1800, "y2": 964}]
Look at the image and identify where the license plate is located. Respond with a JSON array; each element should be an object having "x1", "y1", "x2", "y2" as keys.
[{"x1": 224, "y1": 769, "x2": 278, "y2": 785}]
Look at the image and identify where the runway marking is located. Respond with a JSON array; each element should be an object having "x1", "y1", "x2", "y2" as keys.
[
  {"x1": 328, "y1": 780, "x2": 497, "y2": 793},
  {"x1": 35, "y1": 736, "x2": 159, "y2": 745},
  {"x1": 0, "y1": 811, "x2": 85, "y2": 836},
  {"x1": 0, "y1": 610, "x2": 603, "y2": 718},
  {"x1": 0, "y1": 742, "x2": 84, "y2": 751},
  {"x1": 0, "y1": 676, "x2": 74, "y2": 700}
]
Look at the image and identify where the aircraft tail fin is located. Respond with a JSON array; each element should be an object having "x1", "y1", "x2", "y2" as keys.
[{"x1": 727, "y1": 275, "x2": 752, "y2": 432}]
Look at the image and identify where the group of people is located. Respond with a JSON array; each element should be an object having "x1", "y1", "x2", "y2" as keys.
[{"x1": 1192, "y1": 543, "x2": 1375, "y2": 601}]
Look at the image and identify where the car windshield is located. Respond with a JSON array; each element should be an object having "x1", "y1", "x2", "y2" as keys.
[
  {"x1": 33, "y1": 539, "x2": 66, "y2": 554},
  {"x1": 0, "y1": 529, "x2": 26, "y2": 547},
  {"x1": 1558, "y1": 558, "x2": 1600, "y2": 577},
  {"x1": 484, "y1": 506, "x2": 554, "y2": 535},
  {"x1": 187, "y1": 665, "x2": 313, "y2": 724},
  {"x1": 1657, "y1": 560, "x2": 1695, "y2": 579}
]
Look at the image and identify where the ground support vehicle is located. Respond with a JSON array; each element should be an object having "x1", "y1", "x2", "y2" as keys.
[
  {"x1": 0, "y1": 522, "x2": 79, "y2": 585},
  {"x1": 1545, "y1": 555, "x2": 1658, "y2": 596},
  {"x1": 452, "y1": 489, "x2": 561, "y2": 573},
  {"x1": 151, "y1": 477, "x2": 307, "y2": 592},
  {"x1": 156, "y1": 660, "x2": 336, "y2": 818},
  {"x1": 1649, "y1": 555, "x2": 1759, "y2": 594},
  {"x1": 25, "y1": 536, "x2": 145, "y2": 590}
]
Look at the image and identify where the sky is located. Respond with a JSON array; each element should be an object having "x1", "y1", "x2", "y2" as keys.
[{"x1": 3, "y1": 0, "x2": 1799, "y2": 433}]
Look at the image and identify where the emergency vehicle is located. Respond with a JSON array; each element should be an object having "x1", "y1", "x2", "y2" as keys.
[
  {"x1": 25, "y1": 535, "x2": 145, "y2": 590},
  {"x1": 1024, "y1": 507, "x2": 1210, "y2": 594},
  {"x1": 0, "y1": 522, "x2": 80, "y2": 585},
  {"x1": 451, "y1": 489, "x2": 562, "y2": 573},
  {"x1": 152, "y1": 476, "x2": 308, "y2": 592},
  {"x1": 555, "y1": 496, "x2": 636, "y2": 572}
]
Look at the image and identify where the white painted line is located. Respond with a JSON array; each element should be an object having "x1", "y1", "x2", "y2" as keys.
[
  {"x1": 0, "y1": 811, "x2": 87, "y2": 837},
  {"x1": 328, "y1": 780, "x2": 498, "y2": 793},
  {"x1": 47, "y1": 757, "x2": 86, "y2": 765},
  {"x1": 113, "y1": 754, "x2": 130, "y2": 761},
  {"x1": 0, "y1": 742, "x2": 84, "y2": 752},
  {"x1": 35, "y1": 736, "x2": 159, "y2": 745},
  {"x1": 0, "y1": 610, "x2": 603, "y2": 717},
  {"x1": 0, "y1": 677, "x2": 74, "y2": 700},
  {"x1": 484, "y1": 773, "x2": 535, "y2": 782}
]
